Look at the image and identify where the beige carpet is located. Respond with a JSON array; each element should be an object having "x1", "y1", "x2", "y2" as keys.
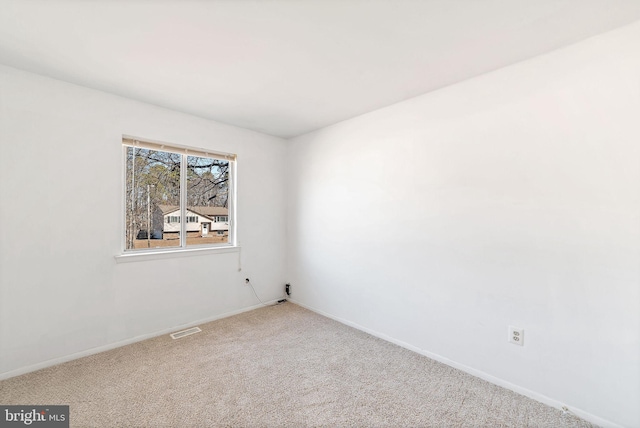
[{"x1": 0, "y1": 302, "x2": 595, "y2": 427}]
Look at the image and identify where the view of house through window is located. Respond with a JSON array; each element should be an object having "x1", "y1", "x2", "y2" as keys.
[{"x1": 124, "y1": 138, "x2": 234, "y2": 251}]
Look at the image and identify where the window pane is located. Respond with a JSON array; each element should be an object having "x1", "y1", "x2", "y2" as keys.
[
  {"x1": 186, "y1": 155, "x2": 230, "y2": 246},
  {"x1": 125, "y1": 147, "x2": 181, "y2": 250}
]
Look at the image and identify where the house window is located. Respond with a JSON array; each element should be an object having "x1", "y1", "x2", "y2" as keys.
[
  {"x1": 214, "y1": 216, "x2": 228, "y2": 222},
  {"x1": 123, "y1": 137, "x2": 235, "y2": 251}
]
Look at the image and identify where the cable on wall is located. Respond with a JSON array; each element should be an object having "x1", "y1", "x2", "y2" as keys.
[
  {"x1": 245, "y1": 278, "x2": 287, "y2": 306},
  {"x1": 245, "y1": 278, "x2": 267, "y2": 306}
]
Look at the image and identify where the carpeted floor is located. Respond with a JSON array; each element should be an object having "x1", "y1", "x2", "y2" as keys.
[{"x1": 0, "y1": 302, "x2": 595, "y2": 427}]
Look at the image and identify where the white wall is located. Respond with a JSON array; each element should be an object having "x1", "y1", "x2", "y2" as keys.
[
  {"x1": 286, "y1": 22, "x2": 640, "y2": 428},
  {"x1": 0, "y1": 65, "x2": 287, "y2": 377}
]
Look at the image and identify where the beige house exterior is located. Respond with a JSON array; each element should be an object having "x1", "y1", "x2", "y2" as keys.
[{"x1": 158, "y1": 205, "x2": 229, "y2": 237}]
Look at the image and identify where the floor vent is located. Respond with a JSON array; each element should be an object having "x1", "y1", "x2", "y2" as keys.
[{"x1": 170, "y1": 327, "x2": 202, "y2": 340}]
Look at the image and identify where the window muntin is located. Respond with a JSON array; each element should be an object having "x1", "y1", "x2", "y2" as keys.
[{"x1": 123, "y1": 137, "x2": 235, "y2": 252}]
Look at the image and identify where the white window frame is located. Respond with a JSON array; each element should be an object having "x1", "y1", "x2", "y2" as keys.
[{"x1": 119, "y1": 135, "x2": 237, "y2": 258}]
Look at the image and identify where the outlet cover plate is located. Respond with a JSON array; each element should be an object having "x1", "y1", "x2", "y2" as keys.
[{"x1": 509, "y1": 326, "x2": 524, "y2": 346}]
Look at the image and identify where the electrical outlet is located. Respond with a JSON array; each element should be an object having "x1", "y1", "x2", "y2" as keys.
[{"x1": 508, "y1": 326, "x2": 524, "y2": 346}]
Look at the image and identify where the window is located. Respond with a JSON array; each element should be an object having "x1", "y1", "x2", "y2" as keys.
[
  {"x1": 123, "y1": 137, "x2": 235, "y2": 251},
  {"x1": 214, "y1": 216, "x2": 228, "y2": 222}
]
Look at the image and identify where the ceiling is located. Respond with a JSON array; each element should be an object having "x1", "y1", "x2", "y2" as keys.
[{"x1": 1, "y1": 1, "x2": 639, "y2": 139}]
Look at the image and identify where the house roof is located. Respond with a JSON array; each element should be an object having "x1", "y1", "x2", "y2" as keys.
[{"x1": 158, "y1": 205, "x2": 228, "y2": 217}]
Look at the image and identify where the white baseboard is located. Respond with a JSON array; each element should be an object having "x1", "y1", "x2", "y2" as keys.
[
  {"x1": 290, "y1": 299, "x2": 621, "y2": 428},
  {"x1": 0, "y1": 300, "x2": 279, "y2": 381}
]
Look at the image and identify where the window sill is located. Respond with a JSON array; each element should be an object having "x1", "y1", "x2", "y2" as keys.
[{"x1": 115, "y1": 245, "x2": 240, "y2": 263}]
